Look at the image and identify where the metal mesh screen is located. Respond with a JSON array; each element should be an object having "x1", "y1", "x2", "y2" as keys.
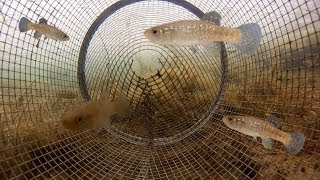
[{"x1": 0, "y1": 0, "x2": 319, "y2": 179}]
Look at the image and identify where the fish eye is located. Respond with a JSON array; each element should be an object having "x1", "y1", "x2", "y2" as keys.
[
  {"x1": 152, "y1": 29, "x2": 161, "y2": 36},
  {"x1": 228, "y1": 117, "x2": 233, "y2": 121},
  {"x1": 59, "y1": 33, "x2": 66, "y2": 37},
  {"x1": 76, "y1": 117, "x2": 82, "y2": 123}
]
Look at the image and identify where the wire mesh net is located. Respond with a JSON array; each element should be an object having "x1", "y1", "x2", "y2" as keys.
[{"x1": 0, "y1": 0, "x2": 319, "y2": 179}]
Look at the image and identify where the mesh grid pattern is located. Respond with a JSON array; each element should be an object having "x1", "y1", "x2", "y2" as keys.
[{"x1": 0, "y1": 0, "x2": 319, "y2": 179}]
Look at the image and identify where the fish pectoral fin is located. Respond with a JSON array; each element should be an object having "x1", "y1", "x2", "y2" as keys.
[
  {"x1": 39, "y1": 18, "x2": 48, "y2": 24},
  {"x1": 36, "y1": 40, "x2": 40, "y2": 48},
  {"x1": 34, "y1": 31, "x2": 42, "y2": 39},
  {"x1": 189, "y1": 44, "x2": 212, "y2": 53},
  {"x1": 252, "y1": 136, "x2": 258, "y2": 141},
  {"x1": 202, "y1": 42, "x2": 217, "y2": 49},
  {"x1": 189, "y1": 45, "x2": 199, "y2": 53},
  {"x1": 261, "y1": 138, "x2": 275, "y2": 149}
]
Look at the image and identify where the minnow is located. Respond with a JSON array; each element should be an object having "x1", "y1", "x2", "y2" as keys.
[
  {"x1": 19, "y1": 17, "x2": 69, "y2": 41},
  {"x1": 61, "y1": 92, "x2": 130, "y2": 131},
  {"x1": 144, "y1": 19, "x2": 261, "y2": 54},
  {"x1": 222, "y1": 115, "x2": 305, "y2": 155}
]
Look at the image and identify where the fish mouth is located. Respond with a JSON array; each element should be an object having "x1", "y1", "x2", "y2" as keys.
[
  {"x1": 222, "y1": 117, "x2": 226, "y2": 123},
  {"x1": 144, "y1": 29, "x2": 152, "y2": 40},
  {"x1": 222, "y1": 116, "x2": 229, "y2": 124},
  {"x1": 144, "y1": 28, "x2": 158, "y2": 43}
]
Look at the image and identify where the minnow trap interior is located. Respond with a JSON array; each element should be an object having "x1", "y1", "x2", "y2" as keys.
[{"x1": 0, "y1": 0, "x2": 319, "y2": 179}]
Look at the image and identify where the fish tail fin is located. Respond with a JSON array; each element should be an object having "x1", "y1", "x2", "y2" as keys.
[
  {"x1": 235, "y1": 23, "x2": 262, "y2": 54},
  {"x1": 19, "y1": 17, "x2": 31, "y2": 32},
  {"x1": 284, "y1": 132, "x2": 305, "y2": 155},
  {"x1": 114, "y1": 91, "x2": 130, "y2": 118}
]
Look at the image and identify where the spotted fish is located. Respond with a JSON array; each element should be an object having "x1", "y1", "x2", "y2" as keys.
[
  {"x1": 222, "y1": 115, "x2": 305, "y2": 155},
  {"x1": 144, "y1": 17, "x2": 261, "y2": 54}
]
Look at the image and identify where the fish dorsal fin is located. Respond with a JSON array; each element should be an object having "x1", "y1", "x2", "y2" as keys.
[
  {"x1": 201, "y1": 11, "x2": 221, "y2": 25},
  {"x1": 39, "y1": 18, "x2": 48, "y2": 24},
  {"x1": 266, "y1": 115, "x2": 280, "y2": 128}
]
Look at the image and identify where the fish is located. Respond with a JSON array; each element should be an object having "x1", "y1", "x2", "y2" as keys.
[
  {"x1": 144, "y1": 19, "x2": 261, "y2": 54},
  {"x1": 222, "y1": 115, "x2": 305, "y2": 155},
  {"x1": 61, "y1": 92, "x2": 130, "y2": 131},
  {"x1": 19, "y1": 17, "x2": 70, "y2": 41}
]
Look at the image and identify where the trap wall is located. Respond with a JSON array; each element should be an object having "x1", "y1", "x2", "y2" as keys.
[{"x1": 0, "y1": 0, "x2": 319, "y2": 179}]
